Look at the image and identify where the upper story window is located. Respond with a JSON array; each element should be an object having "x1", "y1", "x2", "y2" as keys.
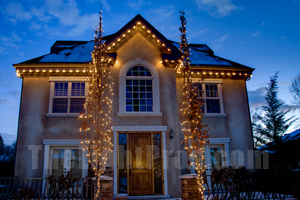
[
  {"x1": 125, "y1": 66, "x2": 153, "y2": 112},
  {"x1": 53, "y1": 82, "x2": 85, "y2": 113},
  {"x1": 118, "y1": 58, "x2": 162, "y2": 116},
  {"x1": 47, "y1": 77, "x2": 88, "y2": 117},
  {"x1": 193, "y1": 79, "x2": 225, "y2": 116}
]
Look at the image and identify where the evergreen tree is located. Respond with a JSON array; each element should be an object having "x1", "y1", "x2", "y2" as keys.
[
  {"x1": 0, "y1": 135, "x2": 4, "y2": 155},
  {"x1": 253, "y1": 72, "x2": 297, "y2": 149}
]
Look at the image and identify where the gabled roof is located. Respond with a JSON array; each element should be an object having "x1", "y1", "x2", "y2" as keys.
[
  {"x1": 50, "y1": 41, "x2": 89, "y2": 53},
  {"x1": 14, "y1": 14, "x2": 254, "y2": 77},
  {"x1": 104, "y1": 14, "x2": 182, "y2": 62}
]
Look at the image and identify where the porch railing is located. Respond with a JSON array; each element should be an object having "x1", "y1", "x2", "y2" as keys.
[{"x1": 0, "y1": 177, "x2": 96, "y2": 200}]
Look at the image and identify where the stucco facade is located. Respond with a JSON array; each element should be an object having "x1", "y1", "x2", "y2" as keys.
[{"x1": 13, "y1": 14, "x2": 254, "y2": 198}]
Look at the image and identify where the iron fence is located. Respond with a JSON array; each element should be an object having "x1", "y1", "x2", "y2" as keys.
[
  {"x1": 205, "y1": 174, "x2": 295, "y2": 200},
  {"x1": 0, "y1": 176, "x2": 296, "y2": 199},
  {"x1": 0, "y1": 177, "x2": 96, "y2": 200}
]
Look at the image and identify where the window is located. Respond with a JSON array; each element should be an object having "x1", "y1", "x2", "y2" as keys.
[
  {"x1": 52, "y1": 82, "x2": 85, "y2": 113},
  {"x1": 125, "y1": 66, "x2": 153, "y2": 112},
  {"x1": 193, "y1": 79, "x2": 225, "y2": 116},
  {"x1": 43, "y1": 139, "x2": 88, "y2": 182},
  {"x1": 118, "y1": 58, "x2": 162, "y2": 116},
  {"x1": 47, "y1": 77, "x2": 88, "y2": 116}
]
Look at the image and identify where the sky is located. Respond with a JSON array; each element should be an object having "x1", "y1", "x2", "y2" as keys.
[{"x1": 0, "y1": 0, "x2": 300, "y2": 145}]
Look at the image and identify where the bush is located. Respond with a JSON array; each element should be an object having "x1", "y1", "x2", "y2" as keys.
[{"x1": 211, "y1": 166, "x2": 299, "y2": 199}]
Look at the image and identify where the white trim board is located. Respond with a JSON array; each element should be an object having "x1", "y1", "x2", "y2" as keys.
[
  {"x1": 207, "y1": 138, "x2": 230, "y2": 144},
  {"x1": 43, "y1": 139, "x2": 81, "y2": 145},
  {"x1": 112, "y1": 126, "x2": 168, "y2": 132},
  {"x1": 49, "y1": 76, "x2": 89, "y2": 81}
]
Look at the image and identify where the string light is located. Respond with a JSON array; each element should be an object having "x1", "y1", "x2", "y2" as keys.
[
  {"x1": 179, "y1": 10, "x2": 209, "y2": 200},
  {"x1": 78, "y1": 10, "x2": 113, "y2": 199}
]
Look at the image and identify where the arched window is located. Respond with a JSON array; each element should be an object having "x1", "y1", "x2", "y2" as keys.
[
  {"x1": 125, "y1": 66, "x2": 153, "y2": 112},
  {"x1": 118, "y1": 58, "x2": 162, "y2": 116}
]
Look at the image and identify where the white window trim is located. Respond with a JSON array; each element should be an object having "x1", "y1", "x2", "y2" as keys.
[
  {"x1": 192, "y1": 78, "x2": 226, "y2": 118},
  {"x1": 47, "y1": 76, "x2": 89, "y2": 117},
  {"x1": 205, "y1": 138, "x2": 231, "y2": 166},
  {"x1": 112, "y1": 126, "x2": 168, "y2": 196},
  {"x1": 117, "y1": 58, "x2": 162, "y2": 117}
]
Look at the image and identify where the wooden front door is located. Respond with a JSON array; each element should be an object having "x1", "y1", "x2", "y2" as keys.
[{"x1": 128, "y1": 133, "x2": 153, "y2": 195}]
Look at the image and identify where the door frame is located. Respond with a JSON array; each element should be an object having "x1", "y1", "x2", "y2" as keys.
[
  {"x1": 43, "y1": 139, "x2": 88, "y2": 179},
  {"x1": 112, "y1": 126, "x2": 168, "y2": 196},
  {"x1": 49, "y1": 146, "x2": 85, "y2": 178},
  {"x1": 204, "y1": 138, "x2": 230, "y2": 190}
]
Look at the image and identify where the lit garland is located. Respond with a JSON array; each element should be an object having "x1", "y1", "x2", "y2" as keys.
[
  {"x1": 179, "y1": 10, "x2": 209, "y2": 200},
  {"x1": 78, "y1": 10, "x2": 113, "y2": 200}
]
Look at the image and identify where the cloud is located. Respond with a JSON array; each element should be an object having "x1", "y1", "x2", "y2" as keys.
[
  {"x1": 248, "y1": 87, "x2": 296, "y2": 112},
  {"x1": 6, "y1": 89, "x2": 21, "y2": 99},
  {"x1": 2, "y1": 2, "x2": 32, "y2": 24},
  {"x1": 0, "y1": 45, "x2": 6, "y2": 54},
  {"x1": 194, "y1": 0, "x2": 243, "y2": 18},
  {"x1": 248, "y1": 87, "x2": 266, "y2": 109},
  {"x1": 145, "y1": 5, "x2": 178, "y2": 40},
  {"x1": 261, "y1": 22, "x2": 266, "y2": 26},
  {"x1": 0, "y1": 31, "x2": 22, "y2": 54},
  {"x1": 101, "y1": 0, "x2": 111, "y2": 12},
  {"x1": 189, "y1": 28, "x2": 210, "y2": 40},
  {"x1": 29, "y1": 21, "x2": 42, "y2": 31},
  {"x1": 0, "y1": 132, "x2": 17, "y2": 145},
  {"x1": 0, "y1": 97, "x2": 12, "y2": 105},
  {"x1": 280, "y1": 104, "x2": 299, "y2": 111},
  {"x1": 30, "y1": 7, "x2": 53, "y2": 23},
  {"x1": 126, "y1": 0, "x2": 149, "y2": 9},
  {"x1": 250, "y1": 30, "x2": 261, "y2": 38},
  {"x1": 211, "y1": 34, "x2": 229, "y2": 50},
  {"x1": 1, "y1": 0, "x2": 99, "y2": 38}
]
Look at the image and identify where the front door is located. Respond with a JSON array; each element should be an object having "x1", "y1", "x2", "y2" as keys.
[{"x1": 128, "y1": 133, "x2": 153, "y2": 195}]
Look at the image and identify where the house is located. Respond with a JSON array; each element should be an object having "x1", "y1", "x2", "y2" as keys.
[{"x1": 13, "y1": 14, "x2": 254, "y2": 198}]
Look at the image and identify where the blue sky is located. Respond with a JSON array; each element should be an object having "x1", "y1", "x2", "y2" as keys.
[{"x1": 0, "y1": 0, "x2": 300, "y2": 144}]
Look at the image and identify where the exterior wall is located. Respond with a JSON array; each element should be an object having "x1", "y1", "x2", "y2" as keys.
[
  {"x1": 111, "y1": 33, "x2": 181, "y2": 197},
  {"x1": 15, "y1": 77, "x2": 82, "y2": 178},
  {"x1": 176, "y1": 77, "x2": 253, "y2": 169}
]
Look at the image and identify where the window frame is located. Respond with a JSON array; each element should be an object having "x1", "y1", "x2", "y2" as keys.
[
  {"x1": 47, "y1": 77, "x2": 89, "y2": 117},
  {"x1": 43, "y1": 139, "x2": 88, "y2": 179},
  {"x1": 118, "y1": 58, "x2": 162, "y2": 116},
  {"x1": 125, "y1": 66, "x2": 153, "y2": 112},
  {"x1": 192, "y1": 79, "x2": 226, "y2": 117}
]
